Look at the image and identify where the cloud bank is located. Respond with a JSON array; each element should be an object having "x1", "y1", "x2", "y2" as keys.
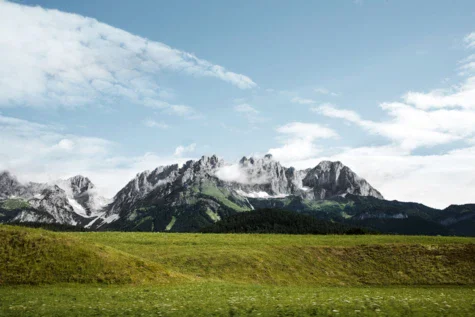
[
  {"x1": 0, "y1": 113, "x2": 192, "y2": 198},
  {"x1": 0, "y1": 0, "x2": 256, "y2": 112}
]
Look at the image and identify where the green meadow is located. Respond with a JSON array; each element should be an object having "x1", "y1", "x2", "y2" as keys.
[{"x1": 1, "y1": 225, "x2": 474, "y2": 316}]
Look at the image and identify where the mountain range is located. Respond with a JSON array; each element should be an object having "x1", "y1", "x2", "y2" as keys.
[{"x1": 1, "y1": 154, "x2": 474, "y2": 236}]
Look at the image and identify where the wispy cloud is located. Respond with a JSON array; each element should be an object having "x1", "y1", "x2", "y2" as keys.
[
  {"x1": 143, "y1": 99, "x2": 202, "y2": 118},
  {"x1": 233, "y1": 103, "x2": 266, "y2": 124},
  {"x1": 0, "y1": 0, "x2": 256, "y2": 112},
  {"x1": 312, "y1": 34, "x2": 475, "y2": 151},
  {"x1": 284, "y1": 30, "x2": 475, "y2": 208},
  {"x1": 269, "y1": 122, "x2": 338, "y2": 162},
  {"x1": 314, "y1": 102, "x2": 471, "y2": 150},
  {"x1": 143, "y1": 119, "x2": 169, "y2": 129},
  {"x1": 234, "y1": 104, "x2": 259, "y2": 115},
  {"x1": 314, "y1": 87, "x2": 339, "y2": 96},
  {"x1": 291, "y1": 97, "x2": 316, "y2": 105},
  {"x1": 174, "y1": 143, "x2": 196, "y2": 157}
]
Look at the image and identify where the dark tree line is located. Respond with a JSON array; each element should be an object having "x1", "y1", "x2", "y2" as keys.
[{"x1": 200, "y1": 208, "x2": 376, "y2": 234}]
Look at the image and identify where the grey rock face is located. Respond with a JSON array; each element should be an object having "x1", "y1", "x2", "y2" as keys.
[
  {"x1": 302, "y1": 161, "x2": 384, "y2": 200},
  {"x1": 0, "y1": 171, "x2": 24, "y2": 198},
  {"x1": 27, "y1": 185, "x2": 79, "y2": 225},
  {"x1": 0, "y1": 171, "x2": 108, "y2": 225},
  {"x1": 1, "y1": 154, "x2": 384, "y2": 229},
  {"x1": 92, "y1": 154, "x2": 383, "y2": 228},
  {"x1": 223, "y1": 155, "x2": 382, "y2": 200},
  {"x1": 106, "y1": 164, "x2": 181, "y2": 217},
  {"x1": 56, "y1": 175, "x2": 109, "y2": 217}
]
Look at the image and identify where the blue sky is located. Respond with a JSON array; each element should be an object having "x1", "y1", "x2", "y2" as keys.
[{"x1": 1, "y1": 0, "x2": 475, "y2": 208}]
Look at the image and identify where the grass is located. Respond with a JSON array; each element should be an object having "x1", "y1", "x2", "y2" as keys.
[
  {"x1": 1, "y1": 284, "x2": 474, "y2": 316},
  {"x1": 0, "y1": 226, "x2": 186, "y2": 285},
  {"x1": 200, "y1": 183, "x2": 250, "y2": 212},
  {"x1": 1, "y1": 225, "x2": 474, "y2": 316},
  {"x1": 67, "y1": 232, "x2": 475, "y2": 286},
  {"x1": 165, "y1": 216, "x2": 176, "y2": 231}
]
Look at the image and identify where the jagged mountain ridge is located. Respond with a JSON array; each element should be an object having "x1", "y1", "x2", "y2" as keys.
[
  {"x1": 0, "y1": 171, "x2": 109, "y2": 225},
  {"x1": 88, "y1": 154, "x2": 382, "y2": 230},
  {"x1": 1, "y1": 155, "x2": 474, "y2": 236}
]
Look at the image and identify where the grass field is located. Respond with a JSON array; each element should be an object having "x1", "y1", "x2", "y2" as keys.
[
  {"x1": 2, "y1": 284, "x2": 474, "y2": 316},
  {"x1": 1, "y1": 225, "x2": 474, "y2": 316}
]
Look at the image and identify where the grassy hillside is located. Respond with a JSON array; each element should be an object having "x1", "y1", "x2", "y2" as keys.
[
  {"x1": 1, "y1": 225, "x2": 474, "y2": 316},
  {"x1": 0, "y1": 226, "x2": 186, "y2": 285},
  {"x1": 68, "y1": 230, "x2": 475, "y2": 286},
  {"x1": 2, "y1": 225, "x2": 473, "y2": 286}
]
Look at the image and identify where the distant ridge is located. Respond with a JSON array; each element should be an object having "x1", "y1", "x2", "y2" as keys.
[{"x1": 1, "y1": 154, "x2": 474, "y2": 235}]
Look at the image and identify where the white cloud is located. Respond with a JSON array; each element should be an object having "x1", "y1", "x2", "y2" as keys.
[
  {"x1": 0, "y1": 1, "x2": 256, "y2": 111},
  {"x1": 312, "y1": 103, "x2": 360, "y2": 121},
  {"x1": 315, "y1": 102, "x2": 474, "y2": 150},
  {"x1": 275, "y1": 122, "x2": 338, "y2": 140},
  {"x1": 233, "y1": 103, "x2": 265, "y2": 124},
  {"x1": 403, "y1": 79, "x2": 475, "y2": 110},
  {"x1": 464, "y1": 32, "x2": 475, "y2": 49},
  {"x1": 56, "y1": 139, "x2": 75, "y2": 150},
  {"x1": 142, "y1": 99, "x2": 201, "y2": 118},
  {"x1": 314, "y1": 87, "x2": 339, "y2": 96},
  {"x1": 0, "y1": 113, "x2": 195, "y2": 198},
  {"x1": 269, "y1": 122, "x2": 338, "y2": 162},
  {"x1": 174, "y1": 143, "x2": 196, "y2": 157},
  {"x1": 143, "y1": 119, "x2": 169, "y2": 129},
  {"x1": 401, "y1": 36, "x2": 475, "y2": 110},
  {"x1": 291, "y1": 97, "x2": 315, "y2": 105},
  {"x1": 234, "y1": 104, "x2": 259, "y2": 114},
  {"x1": 215, "y1": 162, "x2": 272, "y2": 185}
]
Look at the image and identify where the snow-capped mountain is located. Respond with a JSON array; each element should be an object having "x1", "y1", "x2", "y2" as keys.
[
  {"x1": 0, "y1": 172, "x2": 109, "y2": 225},
  {"x1": 56, "y1": 175, "x2": 110, "y2": 217}
]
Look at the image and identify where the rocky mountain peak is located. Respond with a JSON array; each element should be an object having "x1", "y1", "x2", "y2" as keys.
[
  {"x1": 39, "y1": 185, "x2": 66, "y2": 198},
  {"x1": 302, "y1": 161, "x2": 383, "y2": 200},
  {"x1": 67, "y1": 175, "x2": 94, "y2": 195},
  {"x1": 0, "y1": 171, "x2": 22, "y2": 198},
  {"x1": 315, "y1": 160, "x2": 343, "y2": 171},
  {"x1": 106, "y1": 164, "x2": 180, "y2": 216},
  {"x1": 197, "y1": 155, "x2": 222, "y2": 168}
]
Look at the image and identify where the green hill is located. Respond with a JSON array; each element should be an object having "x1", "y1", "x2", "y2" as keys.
[
  {"x1": 1, "y1": 225, "x2": 474, "y2": 316},
  {"x1": 0, "y1": 225, "x2": 186, "y2": 285},
  {"x1": 1, "y1": 225, "x2": 474, "y2": 286}
]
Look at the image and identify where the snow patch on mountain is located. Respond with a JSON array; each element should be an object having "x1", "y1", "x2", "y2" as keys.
[{"x1": 236, "y1": 189, "x2": 288, "y2": 199}]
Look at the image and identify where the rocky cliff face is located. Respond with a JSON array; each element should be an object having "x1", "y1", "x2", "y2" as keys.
[
  {"x1": 301, "y1": 161, "x2": 384, "y2": 200},
  {"x1": 2, "y1": 154, "x2": 474, "y2": 235},
  {"x1": 217, "y1": 155, "x2": 381, "y2": 200},
  {"x1": 0, "y1": 172, "x2": 108, "y2": 225},
  {"x1": 56, "y1": 176, "x2": 110, "y2": 217},
  {"x1": 0, "y1": 171, "x2": 22, "y2": 199},
  {"x1": 87, "y1": 154, "x2": 383, "y2": 230},
  {"x1": 0, "y1": 154, "x2": 384, "y2": 229},
  {"x1": 106, "y1": 164, "x2": 181, "y2": 217},
  {"x1": 27, "y1": 185, "x2": 79, "y2": 225}
]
